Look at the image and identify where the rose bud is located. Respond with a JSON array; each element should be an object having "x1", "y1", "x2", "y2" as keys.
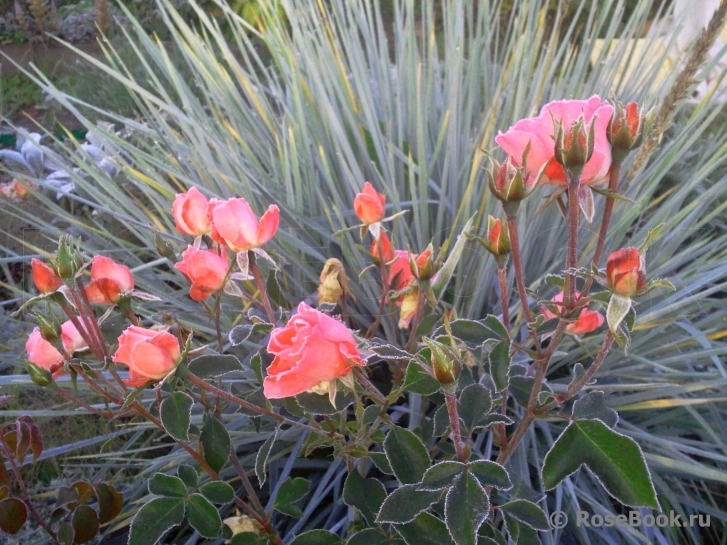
[
  {"x1": 263, "y1": 302, "x2": 364, "y2": 399},
  {"x1": 473, "y1": 216, "x2": 511, "y2": 267},
  {"x1": 317, "y1": 258, "x2": 348, "y2": 306},
  {"x1": 541, "y1": 291, "x2": 604, "y2": 335},
  {"x1": 496, "y1": 96, "x2": 613, "y2": 187},
  {"x1": 85, "y1": 256, "x2": 135, "y2": 305},
  {"x1": 172, "y1": 187, "x2": 211, "y2": 236},
  {"x1": 370, "y1": 231, "x2": 395, "y2": 266},
  {"x1": 55, "y1": 236, "x2": 85, "y2": 280},
  {"x1": 353, "y1": 182, "x2": 386, "y2": 225},
  {"x1": 208, "y1": 198, "x2": 280, "y2": 252},
  {"x1": 25, "y1": 321, "x2": 85, "y2": 379},
  {"x1": 389, "y1": 250, "x2": 415, "y2": 293},
  {"x1": 608, "y1": 101, "x2": 649, "y2": 162},
  {"x1": 31, "y1": 258, "x2": 63, "y2": 293},
  {"x1": 554, "y1": 116, "x2": 595, "y2": 176},
  {"x1": 112, "y1": 326, "x2": 182, "y2": 387},
  {"x1": 410, "y1": 245, "x2": 435, "y2": 281},
  {"x1": 488, "y1": 157, "x2": 530, "y2": 206},
  {"x1": 174, "y1": 246, "x2": 229, "y2": 301},
  {"x1": 423, "y1": 337, "x2": 461, "y2": 386},
  {"x1": 606, "y1": 247, "x2": 646, "y2": 297}
]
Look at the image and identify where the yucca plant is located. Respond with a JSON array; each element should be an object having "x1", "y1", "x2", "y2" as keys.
[{"x1": 1, "y1": 0, "x2": 727, "y2": 544}]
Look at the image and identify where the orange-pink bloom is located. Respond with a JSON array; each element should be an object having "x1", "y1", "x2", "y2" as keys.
[
  {"x1": 208, "y1": 198, "x2": 280, "y2": 252},
  {"x1": 541, "y1": 291, "x2": 604, "y2": 335},
  {"x1": 354, "y1": 182, "x2": 386, "y2": 224},
  {"x1": 606, "y1": 247, "x2": 646, "y2": 297},
  {"x1": 174, "y1": 246, "x2": 229, "y2": 301},
  {"x1": 370, "y1": 231, "x2": 395, "y2": 265},
  {"x1": 263, "y1": 302, "x2": 364, "y2": 399},
  {"x1": 85, "y1": 256, "x2": 135, "y2": 305},
  {"x1": 172, "y1": 187, "x2": 211, "y2": 236},
  {"x1": 495, "y1": 96, "x2": 613, "y2": 186},
  {"x1": 113, "y1": 326, "x2": 182, "y2": 387},
  {"x1": 25, "y1": 321, "x2": 87, "y2": 378},
  {"x1": 31, "y1": 258, "x2": 63, "y2": 293}
]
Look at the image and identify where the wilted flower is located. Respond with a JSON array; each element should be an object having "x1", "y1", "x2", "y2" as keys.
[{"x1": 317, "y1": 258, "x2": 348, "y2": 306}]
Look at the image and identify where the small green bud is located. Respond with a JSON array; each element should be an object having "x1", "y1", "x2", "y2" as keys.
[
  {"x1": 26, "y1": 361, "x2": 54, "y2": 387},
  {"x1": 54, "y1": 236, "x2": 84, "y2": 280},
  {"x1": 423, "y1": 338, "x2": 461, "y2": 386}
]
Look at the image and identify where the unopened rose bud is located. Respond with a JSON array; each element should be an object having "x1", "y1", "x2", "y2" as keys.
[
  {"x1": 55, "y1": 236, "x2": 84, "y2": 280},
  {"x1": 410, "y1": 245, "x2": 435, "y2": 281},
  {"x1": 26, "y1": 361, "x2": 54, "y2": 387},
  {"x1": 606, "y1": 247, "x2": 646, "y2": 297},
  {"x1": 474, "y1": 216, "x2": 511, "y2": 268},
  {"x1": 488, "y1": 157, "x2": 529, "y2": 211},
  {"x1": 608, "y1": 101, "x2": 651, "y2": 163},
  {"x1": 317, "y1": 258, "x2": 348, "y2": 306},
  {"x1": 554, "y1": 116, "x2": 595, "y2": 182},
  {"x1": 31, "y1": 258, "x2": 63, "y2": 293},
  {"x1": 353, "y1": 182, "x2": 386, "y2": 225},
  {"x1": 423, "y1": 338, "x2": 461, "y2": 386},
  {"x1": 34, "y1": 313, "x2": 61, "y2": 343}
]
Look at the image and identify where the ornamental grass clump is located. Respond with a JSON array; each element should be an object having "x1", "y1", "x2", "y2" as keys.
[{"x1": 1, "y1": 1, "x2": 727, "y2": 544}]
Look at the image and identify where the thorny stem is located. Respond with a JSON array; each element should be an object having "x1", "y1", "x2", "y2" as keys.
[
  {"x1": 497, "y1": 267, "x2": 510, "y2": 331},
  {"x1": 73, "y1": 278, "x2": 110, "y2": 360},
  {"x1": 366, "y1": 237, "x2": 392, "y2": 338},
  {"x1": 563, "y1": 179, "x2": 581, "y2": 310},
  {"x1": 53, "y1": 387, "x2": 116, "y2": 418},
  {"x1": 0, "y1": 441, "x2": 59, "y2": 544},
  {"x1": 229, "y1": 448, "x2": 266, "y2": 514},
  {"x1": 249, "y1": 256, "x2": 277, "y2": 325},
  {"x1": 186, "y1": 372, "x2": 330, "y2": 437},
  {"x1": 444, "y1": 388, "x2": 467, "y2": 462},
  {"x1": 582, "y1": 163, "x2": 622, "y2": 298},
  {"x1": 538, "y1": 331, "x2": 615, "y2": 414},
  {"x1": 353, "y1": 367, "x2": 387, "y2": 405},
  {"x1": 505, "y1": 215, "x2": 541, "y2": 353}
]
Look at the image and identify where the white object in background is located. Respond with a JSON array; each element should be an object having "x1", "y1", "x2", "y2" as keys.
[{"x1": 673, "y1": 0, "x2": 727, "y2": 100}]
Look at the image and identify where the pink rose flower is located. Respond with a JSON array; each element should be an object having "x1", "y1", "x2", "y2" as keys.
[
  {"x1": 172, "y1": 187, "x2": 211, "y2": 236},
  {"x1": 113, "y1": 326, "x2": 182, "y2": 387},
  {"x1": 495, "y1": 96, "x2": 614, "y2": 186},
  {"x1": 208, "y1": 198, "x2": 280, "y2": 252},
  {"x1": 25, "y1": 320, "x2": 88, "y2": 378},
  {"x1": 263, "y1": 302, "x2": 364, "y2": 399},
  {"x1": 541, "y1": 291, "x2": 604, "y2": 335},
  {"x1": 174, "y1": 246, "x2": 230, "y2": 301},
  {"x1": 31, "y1": 258, "x2": 63, "y2": 294},
  {"x1": 85, "y1": 256, "x2": 135, "y2": 305},
  {"x1": 354, "y1": 182, "x2": 386, "y2": 224}
]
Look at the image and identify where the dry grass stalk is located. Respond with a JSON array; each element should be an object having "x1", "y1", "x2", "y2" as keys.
[
  {"x1": 14, "y1": 0, "x2": 30, "y2": 32},
  {"x1": 628, "y1": 0, "x2": 727, "y2": 181},
  {"x1": 95, "y1": 0, "x2": 111, "y2": 35},
  {"x1": 26, "y1": 0, "x2": 52, "y2": 34}
]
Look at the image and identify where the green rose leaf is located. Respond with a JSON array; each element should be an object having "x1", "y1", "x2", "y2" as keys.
[
  {"x1": 498, "y1": 500, "x2": 550, "y2": 531},
  {"x1": 376, "y1": 484, "x2": 442, "y2": 524},
  {"x1": 94, "y1": 483, "x2": 124, "y2": 524},
  {"x1": 383, "y1": 425, "x2": 431, "y2": 485},
  {"x1": 444, "y1": 472, "x2": 489, "y2": 545},
  {"x1": 128, "y1": 497, "x2": 185, "y2": 545},
  {"x1": 542, "y1": 420, "x2": 659, "y2": 508},
  {"x1": 468, "y1": 460, "x2": 512, "y2": 490},
  {"x1": 188, "y1": 355, "x2": 243, "y2": 378},
  {"x1": 177, "y1": 465, "x2": 199, "y2": 489},
  {"x1": 571, "y1": 391, "x2": 618, "y2": 428},
  {"x1": 403, "y1": 360, "x2": 440, "y2": 396},
  {"x1": 343, "y1": 469, "x2": 386, "y2": 525},
  {"x1": 458, "y1": 384, "x2": 493, "y2": 432},
  {"x1": 488, "y1": 341, "x2": 510, "y2": 392},
  {"x1": 346, "y1": 528, "x2": 392, "y2": 545},
  {"x1": 503, "y1": 512, "x2": 540, "y2": 545},
  {"x1": 396, "y1": 512, "x2": 453, "y2": 545},
  {"x1": 418, "y1": 461, "x2": 466, "y2": 491},
  {"x1": 148, "y1": 474, "x2": 188, "y2": 498},
  {"x1": 199, "y1": 481, "x2": 235, "y2": 504},
  {"x1": 255, "y1": 428, "x2": 278, "y2": 486},
  {"x1": 274, "y1": 476, "x2": 309, "y2": 517},
  {"x1": 200, "y1": 415, "x2": 231, "y2": 474},
  {"x1": 160, "y1": 392, "x2": 193, "y2": 442},
  {"x1": 186, "y1": 493, "x2": 222, "y2": 538}
]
